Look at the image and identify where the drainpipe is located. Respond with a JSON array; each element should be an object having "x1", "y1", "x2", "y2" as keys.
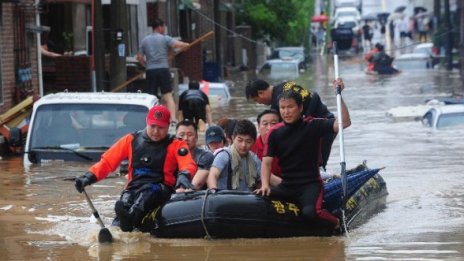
[
  {"x1": 93, "y1": 0, "x2": 105, "y2": 91},
  {"x1": 444, "y1": 0, "x2": 452, "y2": 71},
  {"x1": 35, "y1": 0, "x2": 43, "y2": 97},
  {"x1": 91, "y1": 0, "x2": 96, "y2": 92}
]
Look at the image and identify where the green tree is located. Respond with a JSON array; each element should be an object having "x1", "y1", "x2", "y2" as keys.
[{"x1": 236, "y1": 0, "x2": 315, "y2": 46}]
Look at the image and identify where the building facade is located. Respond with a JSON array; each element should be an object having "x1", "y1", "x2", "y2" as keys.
[
  {"x1": 0, "y1": 0, "x2": 257, "y2": 114},
  {"x1": 0, "y1": 1, "x2": 40, "y2": 115}
]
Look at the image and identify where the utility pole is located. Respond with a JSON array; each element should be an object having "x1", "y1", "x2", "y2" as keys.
[
  {"x1": 433, "y1": 0, "x2": 440, "y2": 26},
  {"x1": 444, "y1": 0, "x2": 453, "y2": 71},
  {"x1": 460, "y1": 0, "x2": 464, "y2": 84},
  {"x1": 109, "y1": 0, "x2": 128, "y2": 90},
  {"x1": 93, "y1": 0, "x2": 105, "y2": 91}
]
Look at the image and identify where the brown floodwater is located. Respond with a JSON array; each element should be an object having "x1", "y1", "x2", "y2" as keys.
[{"x1": 1, "y1": 53, "x2": 464, "y2": 260}]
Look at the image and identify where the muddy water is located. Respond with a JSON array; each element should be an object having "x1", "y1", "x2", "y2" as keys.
[{"x1": 1, "y1": 55, "x2": 464, "y2": 260}]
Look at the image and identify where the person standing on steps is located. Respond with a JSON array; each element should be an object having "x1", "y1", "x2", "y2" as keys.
[{"x1": 137, "y1": 18, "x2": 190, "y2": 125}]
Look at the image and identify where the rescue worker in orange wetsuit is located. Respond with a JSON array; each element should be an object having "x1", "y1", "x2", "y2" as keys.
[{"x1": 74, "y1": 105, "x2": 197, "y2": 232}]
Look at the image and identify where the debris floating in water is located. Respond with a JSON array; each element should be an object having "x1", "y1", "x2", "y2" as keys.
[{"x1": 0, "y1": 205, "x2": 13, "y2": 211}]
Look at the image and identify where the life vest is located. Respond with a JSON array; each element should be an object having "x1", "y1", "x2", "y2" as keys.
[
  {"x1": 129, "y1": 131, "x2": 174, "y2": 189},
  {"x1": 215, "y1": 148, "x2": 258, "y2": 190}
]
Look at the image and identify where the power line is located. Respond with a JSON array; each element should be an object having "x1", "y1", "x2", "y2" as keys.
[
  {"x1": 384, "y1": 28, "x2": 457, "y2": 54},
  {"x1": 186, "y1": 4, "x2": 265, "y2": 46}
]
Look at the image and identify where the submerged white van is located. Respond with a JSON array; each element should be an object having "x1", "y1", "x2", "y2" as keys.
[{"x1": 23, "y1": 92, "x2": 158, "y2": 166}]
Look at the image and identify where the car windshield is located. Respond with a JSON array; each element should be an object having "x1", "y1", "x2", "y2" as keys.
[
  {"x1": 414, "y1": 47, "x2": 432, "y2": 55},
  {"x1": 338, "y1": 12, "x2": 357, "y2": 18},
  {"x1": 30, "y1": 104, "x2": 148, "y2": 149},
  {"x1": 270, "y1": 62, "x2": 298, "y2": 77},
  {"x1": 436, "y1": 112, "x2": 464, "y2": 129},
  {"x1": 338, "y1": 21, "x2": 356, "y2": 29},
  {"x1": 208, "y1": 88, "x2": 228, "y2": 99},
  {"x1": 278, "y1": 50, "x2": 304, "y2": 60}
]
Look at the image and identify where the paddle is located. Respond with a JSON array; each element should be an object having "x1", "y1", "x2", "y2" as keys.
[
  {"x1": 82, "y1": 188, "x2": 113, "y2": 243},
  {"x1": 333, "y1": 42, "x2": 348, "y2": 233}
]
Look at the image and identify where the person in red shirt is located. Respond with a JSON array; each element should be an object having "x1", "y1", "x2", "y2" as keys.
[
  {"x1": 74, "y1": 105, "x2": 197, "y2": 232},
  {"x1": 251, "y1": 109, "x2": 281, "y2": 177}
]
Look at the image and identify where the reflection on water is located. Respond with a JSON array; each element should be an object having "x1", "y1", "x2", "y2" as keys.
[
  {"x1": 1, "y1": 55, "x2": 464, "y2": 259},
  {"x1": 85, "y1": 237, "x2": 346, "y2": 260}
]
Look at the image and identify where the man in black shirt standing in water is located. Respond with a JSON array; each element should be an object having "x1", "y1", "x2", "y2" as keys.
[
  {"x1": 255, "y1": 78, "x2": 350, "y2": 229},
  {"x1": 178, "y1": 81, "x2": 213, "y2": 130}
]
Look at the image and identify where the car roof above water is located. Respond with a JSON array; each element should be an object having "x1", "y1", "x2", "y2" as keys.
[
  {"x1": 266, "y1": 58, "x2": 300, "y2": 64},
  {"x1": 35, "y1": 92, "x2": 158, "y2": 107},
  {"x1": 434, "y1": 104, "x2": 464, "y2": 114},
  {"x1": 275, "y1": 46, "x2": 304, "y2": 51},
  {"x1": 422, "y1": 104, "x2": 464, "y2": 129}
]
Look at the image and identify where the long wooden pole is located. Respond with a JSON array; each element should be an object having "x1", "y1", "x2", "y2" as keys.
[
  {"x1": 111, "y1": 72, "x2": 144, "y2": 93},
  {"x1": 170, "y1": 31, "x2": 214, "y2": 59},
  {"x1": 111, "y1": 31, "x2": 214, "y2": 93}
]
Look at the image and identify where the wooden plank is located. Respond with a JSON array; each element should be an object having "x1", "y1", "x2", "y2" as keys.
[
  {"x1": 111, "y1": 72, "x2": 144, "y2": 93},
  {"x1": 0, "y1": 96, "x2": 35, "y2": 127}
]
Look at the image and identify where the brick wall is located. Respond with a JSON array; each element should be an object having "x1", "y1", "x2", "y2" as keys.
[
  {"x1": 1, "y1": 5, "x2": 15, "y2": 114},
  {"x1": 0, "y1": 2, "x2": 39, "y2": 115},
  {"x1": 54, "y1": 56, "x2": 92, "y2": 92},
  {"x1": 176, "y1": 43, "x2": 202, "y2": 82}
]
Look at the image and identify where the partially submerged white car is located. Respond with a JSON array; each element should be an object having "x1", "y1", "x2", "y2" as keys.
[
  {"x1": 23, "y1": 92, "x2": 158, "y2": 166},
  {"x1": 257, "y1": 58, "x2": 303, "y2": 81},
  {"x1": 422, "y1": 104, "x2": 464, "y2": 129}
]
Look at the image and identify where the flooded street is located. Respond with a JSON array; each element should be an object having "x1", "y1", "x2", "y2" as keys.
[{"x1": 1, "y1": 54, "x2": 464, "y2": 260}]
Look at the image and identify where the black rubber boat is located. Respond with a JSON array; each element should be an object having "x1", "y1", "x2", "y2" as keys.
[{"x1": 140, "y1": 167, "x2": 388, "y2": 238}]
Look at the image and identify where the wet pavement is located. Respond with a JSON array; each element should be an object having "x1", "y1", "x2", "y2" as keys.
[{"x1": 1, "y1": 53, "x2": 464, "y2": 260}]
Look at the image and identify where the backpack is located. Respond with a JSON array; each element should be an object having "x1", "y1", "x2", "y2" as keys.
[
  {"x1": 215, "y1": 149, "x2": 233, "y2": 190},
  {"x1": 214, "y1": 149, "x2": 258, "y2": 190}
]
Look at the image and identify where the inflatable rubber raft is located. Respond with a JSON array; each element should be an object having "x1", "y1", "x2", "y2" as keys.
[{"x1": 140, "y1": 167, "x2": 388, "y2": 238}]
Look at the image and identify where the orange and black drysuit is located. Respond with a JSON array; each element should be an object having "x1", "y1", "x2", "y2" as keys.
[{"x1": 88, "y1": 130, "x2": 197, "y2": 231}]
